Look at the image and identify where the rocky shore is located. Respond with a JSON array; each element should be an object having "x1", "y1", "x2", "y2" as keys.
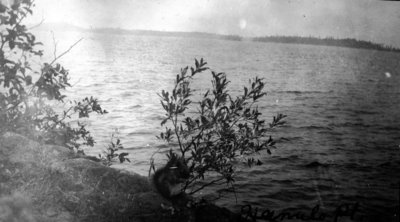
[{"x1": 0, "y1": 132, "x2": 243, "y2": 222}]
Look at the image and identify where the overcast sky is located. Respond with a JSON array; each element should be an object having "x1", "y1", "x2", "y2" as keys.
[{"x1": 25, "y1": 0, "x2": 400, "y2": 47}]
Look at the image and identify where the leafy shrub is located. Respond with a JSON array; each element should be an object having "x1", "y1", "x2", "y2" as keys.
[
  {"x1": 157, "y1": 58, "x2": 286, "y2": 196},
  {"x1": 0, "y1": 0, "x2": 107, "y2": 152},
  {"x1": 99, "y1": 131, "x2": 130, "y2": 166}
]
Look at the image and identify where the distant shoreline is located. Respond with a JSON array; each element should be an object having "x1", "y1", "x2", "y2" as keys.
[
  {"x1": 33, "y1": 23, "x2": 400, "y2": 53},
  {"x1": 89, "y1": 27, "x2": 243, "y2": 42},
  {"x1": 90, "y1": 28, "x2": 400, "y2": 53},
  {"x1": 252, "y1": 36, "x2": 400, "y2": 53}
]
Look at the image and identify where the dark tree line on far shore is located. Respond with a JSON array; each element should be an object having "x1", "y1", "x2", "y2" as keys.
[{"x1": 253, "y1": 36, "x2": 400, "y2": 52}]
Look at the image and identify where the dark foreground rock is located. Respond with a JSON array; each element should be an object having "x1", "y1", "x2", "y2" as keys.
[{"x1": 0, "y1": 132, "x2": 244, "y2": 222}]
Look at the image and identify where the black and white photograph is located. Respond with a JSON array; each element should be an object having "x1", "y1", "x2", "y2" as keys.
[{"x1": 0, "y1": 0, "x2": 399, "y2": 221}]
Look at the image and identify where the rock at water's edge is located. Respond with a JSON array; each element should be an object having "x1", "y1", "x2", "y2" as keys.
[{"x1": 0, "y1": 132, "x2": 244, "y2": 222}]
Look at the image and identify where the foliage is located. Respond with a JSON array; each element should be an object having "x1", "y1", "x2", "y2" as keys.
[
  {"x1": 0, "y1": 0, "x2": 107, "y2": 152},
  {"x1": 99, "y1": 132, "x2": 130, "y2": 166},
  {"x1": 157, "y1": 58, "x2": 286, "y2": 195}
]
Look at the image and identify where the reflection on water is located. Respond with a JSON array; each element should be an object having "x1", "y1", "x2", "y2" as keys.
[{"x1": 34, "y1": 30, "x2": 400, "y2": 221}]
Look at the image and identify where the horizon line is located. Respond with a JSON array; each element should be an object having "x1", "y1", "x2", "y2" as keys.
[{"x1": 30, "y1": 22, "x2": 400, "y2": 50}]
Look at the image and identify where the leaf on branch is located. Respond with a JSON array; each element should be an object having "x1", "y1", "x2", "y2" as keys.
[
  {"x1": 118, "y1": 153, "x2": 130, "y2": 163},
  {"x1": 161, "y1": 118, "x2": 168, "y2": 126}
]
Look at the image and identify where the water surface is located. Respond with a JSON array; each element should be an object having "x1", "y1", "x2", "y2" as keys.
[{"x1": 36, "y1": 31, "x2": 400, "y2": 221}]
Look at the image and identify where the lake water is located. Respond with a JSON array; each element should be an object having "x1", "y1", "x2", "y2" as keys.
[{"x1": 36, "y1": 30, "x2": 400, "y2": 221}]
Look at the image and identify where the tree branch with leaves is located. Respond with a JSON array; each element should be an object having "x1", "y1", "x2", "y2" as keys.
[{"x1": 0, "y1": 0, "x2": 109, "y2": 153}]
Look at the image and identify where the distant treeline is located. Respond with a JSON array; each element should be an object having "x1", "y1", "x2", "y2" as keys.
[{"x1": 253, "y1": 36, "x2": 400, "y2": 52}]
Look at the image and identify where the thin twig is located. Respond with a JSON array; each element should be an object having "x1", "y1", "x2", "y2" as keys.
[
  {"x1": 70, "y1": 78, "x2": 82, "y2": 87},
  {"x1": 148, "y1": 145, "x2": 164, "y2": 177},
  {"x1": 51, "y1": 31, "x2": 57, "y2": 60},
  {"x1": 50, "y1": 38, "x2": 83, "y2": 65},
  {"x1": 230, "y1": 182, "x2": 238, "y2": 203},
  {"x1": 27, "y1": 18, "x2": 45, "y2": 30}
]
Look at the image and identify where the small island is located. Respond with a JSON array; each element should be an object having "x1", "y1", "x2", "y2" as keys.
[{"x1": 252, "y1": 35, "x2": 400, "y2": 53}]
